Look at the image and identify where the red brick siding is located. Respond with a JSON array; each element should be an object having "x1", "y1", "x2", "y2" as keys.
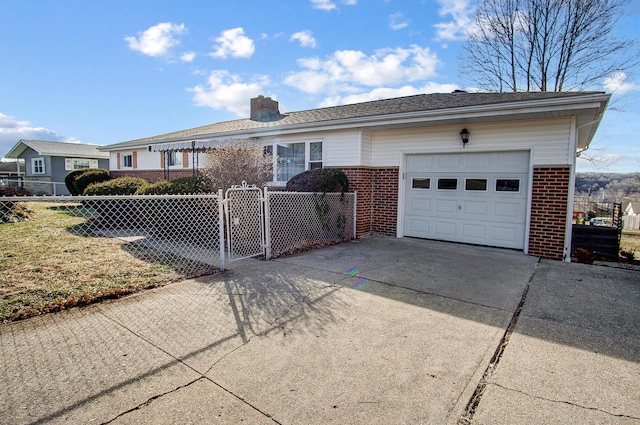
[
  {"x1": 340, "y1": 168, "x2": 373, "y2": 237},
  {"x1": 339, "y1": 167, "x2": 399, "y2": 238},
  {"x1": 372, "y1": 168, "x2": 399, "y2": 236},
  {"x1": 529, "y1": 166, "x2": 570, "y2": 260}
]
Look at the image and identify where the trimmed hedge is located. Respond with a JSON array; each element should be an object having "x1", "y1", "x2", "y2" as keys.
[
  {"x1": 285, "y1": 168, "x2": 350, "y2": 193},
  {"x1": 84, "y1": 177, "x2": 149, "y2": 196},
  {"x1": 74, "y1": 169, "x2": 111, "y2": 195},
  {"x1": 136, "y1": 176, "x2": 210, "y2": 195},
  {"x1": 64, "y1": 169, "x2": 89, "y2": 195}
]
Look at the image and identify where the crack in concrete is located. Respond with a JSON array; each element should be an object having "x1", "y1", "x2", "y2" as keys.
[
  {"x1": 458, "y1": 258, "x2": 541, "y2": 424},
  {"x1": 489, "y1": 382, "x2": 640, "y2": 420},
  {"x1": 96, "y1": 308, "x2": 281, "y2": 424}
]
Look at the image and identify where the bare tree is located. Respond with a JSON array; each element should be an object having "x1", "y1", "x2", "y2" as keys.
[
  {"x1": 461, "y1": 0, "x2": 637, "y2": 92},
  {"x1": 201, "y1": 139, "x2": 276, "y2": 191}
]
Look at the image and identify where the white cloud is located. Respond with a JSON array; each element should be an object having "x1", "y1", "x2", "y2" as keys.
[
  {"x1": 188, "y1": 70, "x2": 268, "y2": 116},
  {"x1": 290, "y1": 30, "x2": 317, "y2": 48},
  {"x1": 284, "y1": 45, "x2": 441, "y2": 94},
  {"x1": 433, "y1": 0, "x2": 474, "y2": 41},
  {"x1": 389, "y1": 12, "x2": 410, "y2": 30},
  {"x1": 318, "y1": 82, "x2": 460, "y2": 107},
  {"x1": 310, "y1": 0, "x2": 336, "y2": 10},
  {"x1": 603, "y1": 72, "x2": 640, "y2": 94},
  {"x1": 310, "y1": 0, "x2": 357, "y2": 10},
  {"x1": 125, "y1": 22, "x2": 186, "y2": 57},
  {"x1": 0, "y1": 113, "x2": 80, "y2": 158},
  {"x1": 180, "y1": 52, "x2": 196, "y2": 62},
  {"x1": 210, "y1": 28, "x2": 255, "y2": 59}
]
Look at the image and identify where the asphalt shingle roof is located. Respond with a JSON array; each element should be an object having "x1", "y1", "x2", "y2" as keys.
[
  {"x1": 6, "y1": 140, "x2": 109, "y2": 159},
  {"x1": 105, "y1": 91, "x2": 605, "y2": 150}
]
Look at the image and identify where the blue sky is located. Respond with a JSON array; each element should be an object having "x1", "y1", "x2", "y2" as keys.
[{"x1": 1, "y1": 0, "x2": 638, "y2": 173}]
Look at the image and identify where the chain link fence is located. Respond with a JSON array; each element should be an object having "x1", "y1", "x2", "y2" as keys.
[
  {"x1": 2, "y1": 189, "x2": 357, "y2": 273},
  {"x1": 1, "y1": 195, "x2": 224, "y2": 277},
  {"x1": 266, "y1": 190, "x2": 356, "y2": 258}
]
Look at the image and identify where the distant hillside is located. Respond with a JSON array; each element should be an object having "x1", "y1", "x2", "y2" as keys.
[{"x1": 575, "y1": 173, "x2": 640, "y2": 203}]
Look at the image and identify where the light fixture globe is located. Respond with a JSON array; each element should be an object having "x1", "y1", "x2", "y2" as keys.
[{"x1": 459, "y1": 128, "x2": 470, "y2": 147}]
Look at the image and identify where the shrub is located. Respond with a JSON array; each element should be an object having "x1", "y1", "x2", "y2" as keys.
[
  {"x1": 285, "y1": 168, "x2": 349, "y2": 193},
  {"x1": 0, "y1": 186, "x2": 30, "y2": 197},
  {"x1": 74, "y1": 169, "x2": 110, "y2": 195},
  {"x1": 84, "y1": 177, "x2": 149, "y2": 196},
  {"x1": 135, "y1": 176, "x2": 210, "y2": 195},
  {"x1": 64, "y1": 169, "x2": 88, "y2": 195},
  {"x1": 0, "y1": 186, "x2": 32, "y2": 223}
]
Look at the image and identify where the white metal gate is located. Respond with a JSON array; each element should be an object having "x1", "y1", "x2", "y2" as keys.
[{"x1": 224, "y1": 182, "x2": 265, "y2": 261}]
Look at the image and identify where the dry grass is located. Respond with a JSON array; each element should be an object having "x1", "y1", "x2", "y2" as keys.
[
  {"x1": 0, "y1": 202, "x2": 186, "y2": 322},
  {"x1": 620, "y1": 229, "x2": 640, "y2": 261}
]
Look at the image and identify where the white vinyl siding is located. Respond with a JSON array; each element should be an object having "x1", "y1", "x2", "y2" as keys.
[{"x1": 372, "y1": 118, "x2": 572, "y2": 167}]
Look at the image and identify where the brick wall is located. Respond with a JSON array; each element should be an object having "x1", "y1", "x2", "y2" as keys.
[
  {"x1": 372, "y1": 168, "x2": 399, "y2": 236},
  {"x1": 340, "y1": 168, "x2": 373, "y2": 237},
  {"x1": 529, "y1": 166, "x2": 570, "y2": 260},
  {"x1": 340, "y1": 167, "x2": 399, "y2": 238}
]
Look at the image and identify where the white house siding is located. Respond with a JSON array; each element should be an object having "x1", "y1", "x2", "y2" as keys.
[
  {"x1": 109, "y1": 149, "x2": 191, "y2": 171},
  {"x1": 371, "y1": 118, "x2": 573, "y2": 167},
  {"x1": 261, "y1": 129, "x2": 362, "y2": 168},
  {"x1": 360, "y1": 130, "x2": 374, "y2": 167}
]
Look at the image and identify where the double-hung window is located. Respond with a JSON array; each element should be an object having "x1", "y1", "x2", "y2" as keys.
[
  {"x1": 32, "y1": 158, "x2": 45, "y2": 174},
  {"x1": 122, "y1": 154, "x2": 133, "y2": 168},
  {"x1": 269, "y1": 140, "x2": 323, "y2": 183},
  {"x1": 168, "y1": 151, "x2": 182, "y2": 166}
]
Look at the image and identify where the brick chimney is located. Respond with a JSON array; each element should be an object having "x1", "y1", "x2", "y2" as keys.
[{"x1": 250, "y1": 95, "x2": 281, "y2": 122}]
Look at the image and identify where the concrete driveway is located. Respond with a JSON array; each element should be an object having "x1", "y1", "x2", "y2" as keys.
[{"x1": 1, "y1": 236, "x2": 638, "y2": 424}]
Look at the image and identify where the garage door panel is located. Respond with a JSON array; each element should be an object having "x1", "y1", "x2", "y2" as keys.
[
  {"x1": 408, "y1": 198, "x2": 432, "y2": 214},
  {"x1": 406, "y1": 217, "x2": 431, "y2": 234},
  {"x1": 461, "y1": 223, "x2": 487, "y2": 239},
  {"x1": 435, "y1": 199, "x2": 458, "y2": 214},
  {"x1": 404, "y1": 151, "x2": 529, "y2": 250},
  {"x1": 462, "y1": 200, "x2": 488, "y2": 216},
  {"x1": 434, "y1": 220, "x2": 457, "y2": 237}
]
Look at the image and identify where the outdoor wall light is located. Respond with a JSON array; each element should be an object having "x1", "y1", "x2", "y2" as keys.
[{"x1": 459, "y1": 128, "x2": 470, "y2": 147}]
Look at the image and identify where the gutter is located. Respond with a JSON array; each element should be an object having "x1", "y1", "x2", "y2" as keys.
[{"x1": 103, "y1": 93, "x2": 611, "y2": 150}]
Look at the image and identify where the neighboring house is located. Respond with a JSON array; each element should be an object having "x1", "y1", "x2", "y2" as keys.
[
  {"x1": 624, "y1": 202, "x2": 638, "y2": 216},
  {"x1": 0, "y1": 160, "x2": 25, "y2": 187},
  {"x1": 101, "y1": 92, "x2": 610, "y2": 261},
  {"x1": 4, "y1": 139, "x2": 109, "y2": 195}
]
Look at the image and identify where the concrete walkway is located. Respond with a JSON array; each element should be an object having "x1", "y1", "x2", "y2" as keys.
[{"x1": 0, "y1": 236, "x2": 638, "y2": 424}]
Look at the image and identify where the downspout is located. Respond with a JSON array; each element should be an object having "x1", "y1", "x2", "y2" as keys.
[{"x1": 564, "y1": 116, "x2": 578, "y2": 262}]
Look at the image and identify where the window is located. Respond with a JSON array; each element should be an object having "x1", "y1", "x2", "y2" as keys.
[
  {"x1": 270, "y1": 140, "x2": 323, "y2": 182},
  {"x1": 168, "y1": 151, "x2": 182, "y2": 166},
  {"x1": 437, "y1": 178, "x2": 458, "y2": 190},
  {"x1": 65, "y1": 158, "x2": 97, "y2": 170},
  {"x1": 309, "y1": 142, "x2": 323, "y2": 170},
  {"x1": 465, "y1": 178, "x2": 487, "y2": 191},
  {"x1": 122, "y1": 154, "x2": 133, "y2": 168},
  {"x1": 496, "y1": 179, "x2": 520, "y2": 192},
  {"x1": 412, "y1": 178, "x2": 431, "y2": 189},
  {"x1": 32, "y1": 158, "x2": 45, "y2": 174}
]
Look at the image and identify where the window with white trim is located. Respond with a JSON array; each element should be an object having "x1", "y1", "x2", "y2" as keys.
[
  {"x1": 32, "y1": 158, "x2": 45, "y2": 174},
  {"x1": 122, "y1": 154, "x2": 133, "y2": 168},
  {"x1": 65, "y1": 158, "x2": 98, "y2": 170},
  {"x1": 268, "y1": 140, "x2": 323, "y2": 183},
  {"x1": 168, "y1": 151, "x2": 182, "y2": 166}
]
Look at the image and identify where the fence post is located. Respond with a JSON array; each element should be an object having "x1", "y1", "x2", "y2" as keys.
[
  {"x1": 218, "y1": 189, "x2": 225, "y2": 271},
  {"x1": 353, "y1": 191, "x2": 358, "y2": 239},
  {"x1": 264, "y1": 186, "x2": 272, "y2": 260}
]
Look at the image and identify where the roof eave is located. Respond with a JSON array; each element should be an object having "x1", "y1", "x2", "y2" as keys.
[{"x1": 102, "y1": 93, "x2": 611, "y2": 150}]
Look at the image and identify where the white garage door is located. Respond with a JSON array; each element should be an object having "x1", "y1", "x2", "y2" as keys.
[{"x1": 404, "y1": 151, "x2": 529, "y2": 249}]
